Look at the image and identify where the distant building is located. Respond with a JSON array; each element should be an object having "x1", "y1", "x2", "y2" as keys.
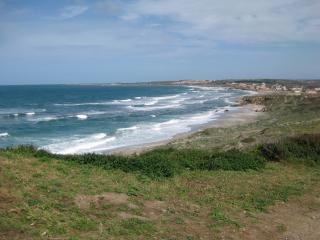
[
  {"x1": 306, "y1": 90, "x2": 318, "y2": 95},
  {"x1": 292, "y1": 87, "x2": 303, "y2": 93}
]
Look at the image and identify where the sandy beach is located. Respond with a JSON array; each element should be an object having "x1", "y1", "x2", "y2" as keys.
[{"x1": 111, "y1": 103, "x2": 265, "y2": 155}]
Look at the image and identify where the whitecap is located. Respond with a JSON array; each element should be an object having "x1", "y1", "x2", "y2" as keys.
[
  {"x1": 76, "y1": 114, "x2": 88, "y2": 120},
  {"x1": 120, "y1": 99, "x2": 132, "y2": 102},
  {"x1": 29, "y1": 116, "x2": 59, "y2": 122},
  {"x1": 117, "y1": 126, "x2": 139, "y2": 133},
  {"x1": 144, "y1": 100, "x2": 158, "y2": 106},
  {"x1": 0, "y1": 132, "x2": 9, "y2": 138},
  {"x1": 44, "y1": 133, "x2": 115, "y2": 154},
  {"x1": 127, "y1": 104, "x2": 182, "y2": 111}
]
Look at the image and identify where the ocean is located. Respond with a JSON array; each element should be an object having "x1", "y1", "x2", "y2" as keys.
[{"x1": 0, "y1": 84, "x2": 251, "y2": 154}]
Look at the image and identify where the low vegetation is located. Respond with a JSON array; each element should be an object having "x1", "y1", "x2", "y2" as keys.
[
  {"x1": 4, "y1": 132, "x2": 320, "y2": 180},
  {"x1": 3, "y1": 145, "x2": 266, "y2": 179}
]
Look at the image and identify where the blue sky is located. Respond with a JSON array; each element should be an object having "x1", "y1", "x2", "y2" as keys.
[{"x1": 0, "y1": 0, "x2": 320, "y2": 84}]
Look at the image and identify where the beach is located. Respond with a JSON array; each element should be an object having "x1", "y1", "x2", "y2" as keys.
[{"x1": 111, "y1": 103, "x2": 265, "y2": 155}]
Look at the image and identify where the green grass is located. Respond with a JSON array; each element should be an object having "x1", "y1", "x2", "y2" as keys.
[
  {"x1": 4, "y1": 132, "x2": 320, "y2": 180},
  {"x1": 0, "y1": 148, "x2": 319, "y2": 239},
  {"x1": 2, "y1": 145, "x2": 266, "y2": 179}
]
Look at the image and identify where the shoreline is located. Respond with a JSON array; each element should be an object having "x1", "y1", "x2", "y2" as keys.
[{"x1": 110, "y1": 103, "x2": 265, "y2": 155}]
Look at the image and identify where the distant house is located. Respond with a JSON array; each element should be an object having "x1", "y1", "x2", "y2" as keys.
[
  {"x1": 306, "y1": 89, "x2": 318, "y2": 95},
  {"x1": 292, "y1": 87, "x2": 303, "y2": 94}
]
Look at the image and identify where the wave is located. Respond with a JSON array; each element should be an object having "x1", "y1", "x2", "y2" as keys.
[
  {"x1": 54, "y1": 102, "x2": 111, "y2": 106},
  {"x1": 43, "y1": 108, "x2": 231, "y2": 154},
  {"x1": 44, "y1": 133, "x2": 116, "y2": 154},
  {"x1": 53, "y1": 94, "x2": 182, "y2": 107},
  {"x1": 0, "y1": 132, "x2": 9, "y2": 138},
  {"x1": 144, "y1": 100, "x2": 158, "y2": 106},
  {"x1": 127, "y1": 104, "x2": 182, "y2": 111},
  {"x1": 0, "y1": 109, "x2": 46, "y2": 118},
  {"x1": 29, "y1": 116, "x2": 60, "y2": 123},
  {"x1": 76, "y1": 114, "x2": 88, "y2": 120},
  {"x1": 116, "y1": 126, "x2": 139, "y2": 133}
]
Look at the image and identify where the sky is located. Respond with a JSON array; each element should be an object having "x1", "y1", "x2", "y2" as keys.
[{"x1": 0, "y1": 0, "x2": 320, "y2": 84}]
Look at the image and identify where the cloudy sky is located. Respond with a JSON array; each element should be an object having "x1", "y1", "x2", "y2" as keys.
[{"x1": 0, "y1": 0, "x2": 320, "y2": 84}]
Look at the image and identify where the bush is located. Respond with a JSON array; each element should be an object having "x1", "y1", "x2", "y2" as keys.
[
  {"x1": 4, "y1": 145, "x2": 37, "y2": 155},
  {"x1": 1, "y1": 145, "x2": 266, "y2": 179},
  {"x1": 259, "y1": 134, "x2": 320, "y2": 164}
]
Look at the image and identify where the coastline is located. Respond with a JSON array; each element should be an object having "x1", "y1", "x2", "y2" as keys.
[{"x1": 110, "y1": 103, "x2": 265, "y2": 155}]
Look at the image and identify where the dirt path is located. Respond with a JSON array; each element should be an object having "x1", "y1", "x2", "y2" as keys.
[{"x1": 220, "y1": 191, "x2": 320, "y2": 240}]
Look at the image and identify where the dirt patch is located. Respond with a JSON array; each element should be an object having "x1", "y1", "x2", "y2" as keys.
[
  {"x1": 144, "y1": 200, "x2": 166, "y2": 210},
  {"x1": 0, "y1": 188, "x2": 17, "y2": 209},
  {"x1": 143, "y1": 200, "x2": 167, "y2": 220},
  {"x1": 220, "y1": 194, "x2": 320, "y2": 240},
  {"x1": 118, "y1": 212, "x2": 149, "y2": 221},
  {"x1": 0, "y1": 231, "x2": 32, "y2": 240},
  {"x1": 74, "y1": 192, "x2": 128, "y2": 209}
]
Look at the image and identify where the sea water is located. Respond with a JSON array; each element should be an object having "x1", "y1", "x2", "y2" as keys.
[{"x1": 0, "y1": 84, "x2": 252, "y2": 154}]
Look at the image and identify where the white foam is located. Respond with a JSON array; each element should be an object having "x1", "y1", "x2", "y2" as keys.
[
  {"x1": 153, "y1": 94, "x2": 181, "y2": 101},
  {"x1": 43, "y1": 108, "x2": 224, "y2": 154},
  {"x1": 0, "y1": 132, "x2": 9, "y2": 138},
  {"x1": 53, "y1": 94, "x2": 184, "y2": 109},
  {"x1": 54, "y1": 102, "x2": 111, "y2": 106},
  {"x1": 144, "y1": 100, "x2": 158, "y2": 106},
  {"x1": 85, "y1": 111, "x2": 108, "y2": 116},
  {"x1": 26, "y1": 112, "x2": 35, "y2": 116},
  {"x1": 127, "y1": 104, "x2": 182, "y2": 111},
  {"x1": 117, "y1": 126, "x2": 139, "y2": 133},
  {"x1": 76, "y1": 114, "x2": 88, "y2": 120},
  {"x1": 30, "y1": 116, "x2": 59, "y2": 122},
  {"x1": 92, "y1": 133, "x2": 107, "y2": 139},
  {"x1": 44, "y1": 133, "x2": 116, "y2": 154}
]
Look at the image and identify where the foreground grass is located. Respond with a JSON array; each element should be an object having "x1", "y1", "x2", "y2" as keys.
[{"x1": 1, "y1": 143, "x2": 320, "y2": 239}]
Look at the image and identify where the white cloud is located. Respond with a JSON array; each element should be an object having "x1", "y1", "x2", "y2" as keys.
[
  {"x1": 122, "y1": 0, "x2": 320, "y2": 43},
  {"x1": 59, "y1": 5, "x2": 89, "y2": 19},
  {"x1": 94, "y1": 1, "x2": 123, "y2": 15},
  {"x1": 1, "y1": 0, "x2": 319, "y2": 61}
]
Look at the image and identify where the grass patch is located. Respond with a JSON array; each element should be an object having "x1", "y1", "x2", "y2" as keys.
[
  {"x1": 241, "y1": 182, "x2": 305, "y2": 212},
  {"x1": 210, "y1": 208, "x2": 240, "y2": 227},
  {"x1": 1, "y1": 146, "x2": 266, "y2": 179},
  {"x1": 3, "y1": 132, "x2": 320, "y2": 180}
]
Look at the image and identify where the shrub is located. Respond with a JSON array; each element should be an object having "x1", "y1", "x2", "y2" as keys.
[
  {"x1": 1, "y1": 145, "x2": 266, "y2": 179},
  {"x1": 259, "y1": 134, "x2": 320, "y2": 164}
]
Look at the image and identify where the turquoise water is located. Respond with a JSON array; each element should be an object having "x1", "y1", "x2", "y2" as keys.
[{"x1": 0, "y1": 84, "x2": 251, "y2": 154}]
